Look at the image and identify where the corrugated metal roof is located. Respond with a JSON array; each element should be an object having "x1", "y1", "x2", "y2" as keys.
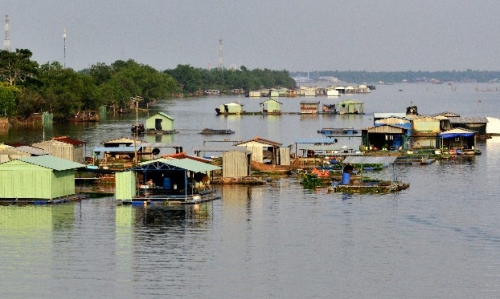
[
  {"x1": 52, "y1": 136, "x2": 86, "y2": 146},
  {"x1": 234, "y1": 137, "x2": 282, "y2": 147},
  {"x1": 373, "y1": 113, "x2": 407, "y2": 119},
  {"x1": 93, "y1": 146, "x2": 138, "y2": 153},
  {"x1": 140, "y1": 158, "x2": 221, "y2": 172},
  {"x1": 363, "y1": 125, "x2": 406, "y2": 134},
  {"x1": 149, "y1": 112, "x2": 174, "y2": 120},
  {"x1": 294, "y1": 138, "x2": 349, "y2": 144},
  {"x1": 15, "y1": 146, "x2": 47, "y2": 155},
  {"x1": 17, "y1": 155, "x2": 85, "y2": 170},
  {"x1": 142, "y1": 142, "x2": 182, "y2": 148},
  {"x1": 448, "y1": 117, "x2": 488, "y2": 124},
  {"x1": 343, "y1": 156, "x2": 398, "y2": 165}
]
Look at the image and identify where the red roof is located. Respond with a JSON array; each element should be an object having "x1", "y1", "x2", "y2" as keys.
[
  {"x1": 52, "y1": 136, "x2": 86, "y2": 146},
  {"x1": 234, "y1": 136, "x2": 282, "y2": 147},
  {"x1": 162, "y1": 152, "x2": 211, "y2": 163}
]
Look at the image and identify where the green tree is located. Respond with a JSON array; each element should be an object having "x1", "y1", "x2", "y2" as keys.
[
  {"x1": 0, "y1": 49, "x2": 38, "y2": 86},
  {"x1": 164, "y1": 64, "x2": 202, "y2": 94},
  {"x1": 37, "y1": 62, "x2": 100, "y2": 120},
  {"x1": 0, "y1": 82, "x2": 19, "y2": 116}
]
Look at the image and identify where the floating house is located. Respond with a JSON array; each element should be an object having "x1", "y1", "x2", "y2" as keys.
[
  {"x1": 360, "y1": 125, "x2": 409, "y2": 151},
  {"x1": 326, "y1": 89, "x2": 340, "y2": 96},
  {"x1": 438, "y1": 128, "x2": 478, "y2": 154},
  {"x1": 93, "y1": 137, "x2": 154, "y2": 169},
  {"x1": 337, "y1": 100, "x2": 364, "y2": 115},
  {"x1": 486, "y1": 117, "x2": 500, "y2": 135},
  {"x1": 260, "y1": 98, "x2": 283, "y2": 115},
  {"x1": 145, "y1": 112, "x2": 176, "y2": 134},
  {"x1": 234, "y1": 137, "x2": 291, "y2": 166},
  {"x1": 248, "y1": 90, "x2": 262, "y2": 97},
  {"x1": 216, "y1": 102, "x2": 244, "y2": 115},
  {"x1": 410, "y1": 116, "x2": 441, "y2": 149},
  {"x1": 300, "y1": 101, "x2": 320, "y2": 114},
  {"x1": 32, "y1": 136, "x2": 86, "y2": 163},
  {"x1": 448, "y1": 116, "x2": 488, "y2": 137},
  {"x1": 0, "y1": 155, "x2": 84, "y2": 200},
  {"x1": 115, "y1": 157, "x2": 221, "y2": 203}
]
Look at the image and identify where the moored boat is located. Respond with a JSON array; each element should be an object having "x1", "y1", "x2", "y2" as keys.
[
  {"x1": 250, "y1": 160, "x2": 295, "y2": 174},
  {"x1": 200, "y1": 128, "x2": 235, "y2": 135}
]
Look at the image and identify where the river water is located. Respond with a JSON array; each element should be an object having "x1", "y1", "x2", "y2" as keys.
[{"x1": 1, "y1": 83, "x2": 500, "y2": 298}]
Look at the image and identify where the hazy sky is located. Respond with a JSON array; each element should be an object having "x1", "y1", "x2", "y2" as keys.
[{"x1": 2, "y1": 0, "x2": 500, "y2": 72}]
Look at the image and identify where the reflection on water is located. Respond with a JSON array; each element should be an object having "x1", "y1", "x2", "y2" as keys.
[{"x1": 2, "y1": 84, "x2": 500, "y2": 298}]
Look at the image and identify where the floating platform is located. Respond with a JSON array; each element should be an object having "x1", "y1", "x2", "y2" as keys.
[
  {"x1": 0, "y1": 194, "x2": 90, "y2": 206},
  {"x1": 118, "y1": 194, "x2": 221, "y2": 206}
]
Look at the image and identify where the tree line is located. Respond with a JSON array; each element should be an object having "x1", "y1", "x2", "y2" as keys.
[
  {"x1": 292, "y1": 70, "x2": 500, "y2": 84},
  {"x1": 0, "y1": 49, "x2": 296, "y2": 122}
]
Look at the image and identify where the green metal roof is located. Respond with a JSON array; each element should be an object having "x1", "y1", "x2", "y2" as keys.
[
  {"x1": 18, "y1": 155, "x2": 85, "y2": 171},
  {"x1": 150, "y1": 112, "x2": 174, "y2": 120},
  {"x1": 140, "y1": 158, "x2": 221, "y2": 172}
]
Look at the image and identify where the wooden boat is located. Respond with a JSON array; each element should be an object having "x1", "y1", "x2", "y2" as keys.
[
  {"x1": 250, "y1": 160, "x2": 293, "y2": 174},
  {"x1": 200, "y1": 128, "x2": 235, "y2": 135},
  {"x1": 329, "y1": 179, "x2": 410, "y2": 193},
  {"x1": 395, "y1": 157, "x2": 436, "y2": 165},
  {"x1": 317, "y1": 127, "x2": 358, "y2": 135}
]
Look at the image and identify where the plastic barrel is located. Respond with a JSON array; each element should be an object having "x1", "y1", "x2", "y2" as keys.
[
  {"x1": 342, "y1": 173, "x2": 351, "y2": 185},
  {"x1": 163, "y1": 178, "x2": 172, "y2": 190}
]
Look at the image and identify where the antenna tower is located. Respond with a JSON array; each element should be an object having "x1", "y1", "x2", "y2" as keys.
[
  {"x1": 4, "y1": 15, "x2": 11, "y2": 51},
  {"x1": 63, "y1": 28, "x2": 67, "y2": 68},
  {"x1": 218, "y1": 39, "x2": 224, "y2": 68}
]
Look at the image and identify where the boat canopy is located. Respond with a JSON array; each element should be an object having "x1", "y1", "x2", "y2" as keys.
[{"x1": 438, "y1": 128, "x2": 475, "y2": 138}]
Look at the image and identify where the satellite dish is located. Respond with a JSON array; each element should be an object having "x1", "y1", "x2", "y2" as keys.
[{"x1": 152, "y1": 148, "x2": 160, "y2": 156}]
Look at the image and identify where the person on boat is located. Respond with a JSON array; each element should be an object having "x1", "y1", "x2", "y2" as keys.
[{"x1": 343, "y1": 163, "x2": 354, "y2": 174}]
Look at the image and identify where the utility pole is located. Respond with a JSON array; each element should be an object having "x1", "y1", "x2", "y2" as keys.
[
  {"x1": 4, "y1": 15, "x2": 11, "y2": 51},
  {"x1": 131, "y1": 96, "x2": 143, "y2": 165}
]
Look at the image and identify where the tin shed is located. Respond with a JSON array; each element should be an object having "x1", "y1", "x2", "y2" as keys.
[
  {"x1": 0, "y1": 156, "x2": 84, "y2": 199},
  {"x1": 216, "y1": 102, "x2": 244, "y2": 115},
  {"x1": 222, "y1": 150, "x2": 251, "y2": 178},
  {"x1": 338, "y1": 100, "x2": 364, "y2": 115},
  {"x1": 260, "y1": 98, "x2": 283, "y2": 115},
  {"x1": 145, "y1": 112, "x2": 175, "y2": 131},
  {"x1": 300, "y1": 101, "x2": 320, "y2": 114},
  {"x1": 32, "y1": 136, "x2": 85, "y2": 163}
]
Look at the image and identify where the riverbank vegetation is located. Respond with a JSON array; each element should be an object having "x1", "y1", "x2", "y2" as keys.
[{"x1": 0, "y1": 49, "x2": 296, "y2": 122}]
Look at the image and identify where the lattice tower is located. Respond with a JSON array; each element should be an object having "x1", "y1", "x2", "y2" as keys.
[{"x1": 4, "y1": 15, "x2": 11, "y2": 51}]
